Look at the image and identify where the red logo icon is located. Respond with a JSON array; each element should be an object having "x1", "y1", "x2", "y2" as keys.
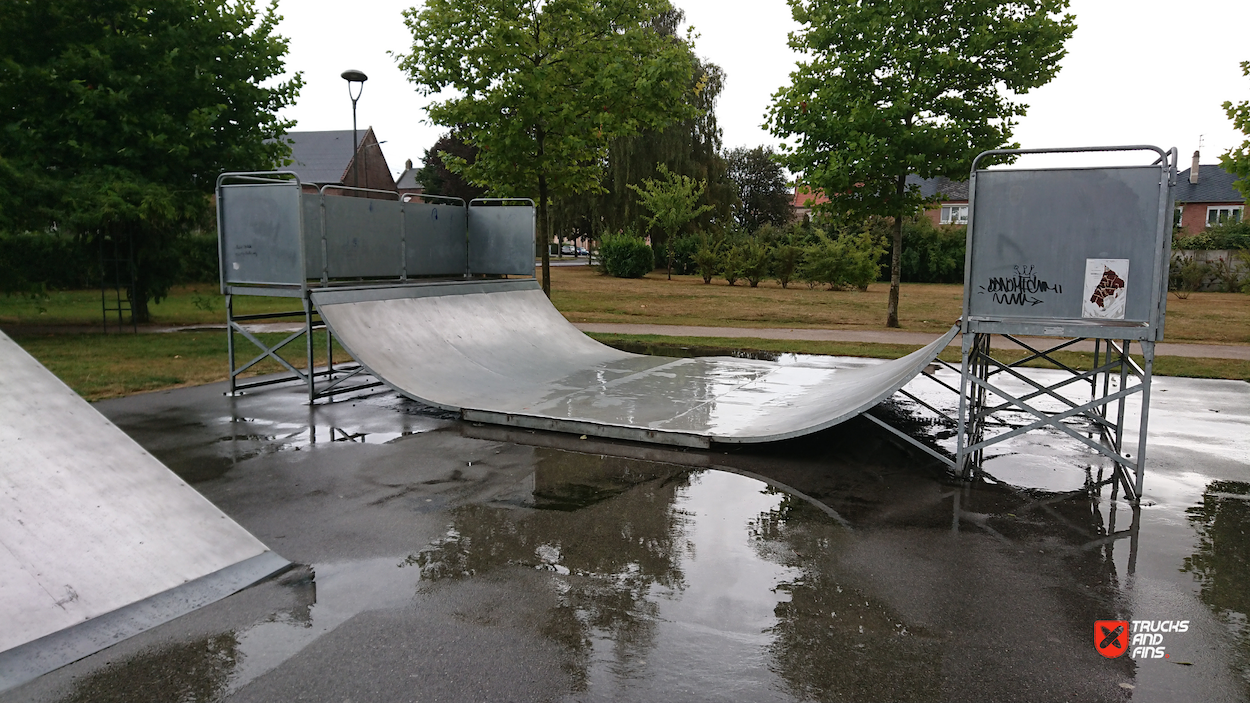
[{"x1": 1095, "y1": 620, "x2": 1129, "y2": 658}]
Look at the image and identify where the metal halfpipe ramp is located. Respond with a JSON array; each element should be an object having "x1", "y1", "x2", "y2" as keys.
[
  {"x1": 0, "y1": 332, "x2": 288, "y2": 692},
  {"x1": 311, "y1": 280, "x2": 959, "y2": 449}
]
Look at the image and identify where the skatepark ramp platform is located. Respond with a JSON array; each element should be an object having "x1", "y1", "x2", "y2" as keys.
[
  {"x1": 311, "y1": 280, "x2": 959, "y2": 449},
  {"x1": 0, "y1": 331, "x2": 288, "y2": 693}
]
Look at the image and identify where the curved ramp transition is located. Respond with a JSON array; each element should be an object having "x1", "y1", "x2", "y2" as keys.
[
  {"x1": 312, "y1": 280, "x2": 958, "y2": 448},
  {"x1": 0, "y1": 332, "x2": 287, "y2": 692}
]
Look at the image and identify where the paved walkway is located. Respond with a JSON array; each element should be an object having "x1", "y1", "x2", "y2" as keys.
[{"x1": 574, "y1": 322, "x2": 1250, "y2": 361}]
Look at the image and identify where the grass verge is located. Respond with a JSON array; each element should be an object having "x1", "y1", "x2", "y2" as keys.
[
  {"x1": 587, "y1": 333, "x2": 1250, "y2": 382},
  {"x1": 11, "y1": 330, "x2": 350, "y2": 401}
]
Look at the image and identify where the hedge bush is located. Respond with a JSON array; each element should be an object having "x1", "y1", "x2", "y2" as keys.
[
  {"x1": 599, "y1": 232, "x2": 654, "y2": 278},
  {"x1": 801, "y1": 230, "x2": 884, "y2": 290},
  {"x1": 1174, "y1": 221, "x2": 1250, "y2": 251},
  {"x1": 900, "y1": 219, "x2": 966, "y2": 283}
]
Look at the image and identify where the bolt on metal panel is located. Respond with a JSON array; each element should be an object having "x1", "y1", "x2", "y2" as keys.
[
  {"x1": 321, "y1": 195, "x2": 405, "y2": 280},
  {"x1": 219, "y1": 182, "x2": 304, "y2": 287},
  {"x1": 967, "y1": 167, "x2": 1165, "y2": 333},
  {"x1": 404, "y1": 200, "x2": 467, "y2": 276},
  {"x1": 301, "y1": 193, "x2": 323, "y2": 280},
  {"x1": 467, "y1": 199, "x2": 536, "y2": 276}
]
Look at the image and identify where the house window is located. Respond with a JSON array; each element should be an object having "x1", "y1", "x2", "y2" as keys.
[
  {"x1": 1173, "y1": 206, "x2": 1183, "y2": 228},
  {"x1": 1207, "y1": 206, "x2": 1243, "y2": 226},
  {"x1": 940, "y1": 204, "x2": 968, "y2": 225}
]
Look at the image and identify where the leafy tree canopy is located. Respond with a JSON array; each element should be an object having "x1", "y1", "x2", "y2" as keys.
[
  {"x1": 725, "y1": 145, "x2": 792, "y2": 232},
  {"x1": 0, "y1": 0, "x2": 301, "y2": 319},
  {"x1": 398, "y1": 0, "x2": 699, "y2": 295},
  {"x1": 768, "y1": 0, "x2": 1074, "y2": 326},
  {"x1": 1221, "y1": 60, "x2": 1250, "y2": 202},
  {"x1": 417, "y1": 130, "x2": 487, "y2": 203}
]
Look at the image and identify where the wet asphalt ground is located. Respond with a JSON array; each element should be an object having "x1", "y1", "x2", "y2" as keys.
[{"x1": 2, "y1": 357, "x2": 1249, "y2": 703}]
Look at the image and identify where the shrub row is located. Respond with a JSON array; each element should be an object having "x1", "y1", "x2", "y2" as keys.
[
  {"x1": 1169, "y1": 251, "x2": 1250, "y2": 296},
  {"x1": 1174, "y1": 221, "x2": 1250, "y2": 251}
]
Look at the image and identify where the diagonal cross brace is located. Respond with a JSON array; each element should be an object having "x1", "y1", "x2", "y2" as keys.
[
  {"x1": 229, "y1": 323, "x2": 309, "y2": 382},
  {"x1": 963, "y1": 373, "x2": 1141, "y2": 467}
]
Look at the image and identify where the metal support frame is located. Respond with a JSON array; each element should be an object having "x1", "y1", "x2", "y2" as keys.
[
  {"x1": 223, "y1": 287, "x2": 383, "y2": 403},
  {"x1": 952, "y1": 333, "x2": 1154, "y2": 502}
]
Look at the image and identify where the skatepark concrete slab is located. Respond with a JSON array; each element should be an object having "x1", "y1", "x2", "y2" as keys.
[
  {"x1": 2, "y1": 369, "x2": 1247, "y2": 702},
  {"x1": 310, "y1": 280, "x2": 959, "y2": 447},
  {"x1": 0, "y1": 332, "x2": 287, "y2": 692}
]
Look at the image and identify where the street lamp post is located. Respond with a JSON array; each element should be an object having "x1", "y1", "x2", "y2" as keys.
[{"x1": 341, "y1": 69, "x2": 368, "y2": 188}]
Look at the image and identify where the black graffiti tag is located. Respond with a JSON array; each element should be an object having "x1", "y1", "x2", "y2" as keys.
[{"x1": 979, "y1": 265, "x2": 1063, "y2": 306}]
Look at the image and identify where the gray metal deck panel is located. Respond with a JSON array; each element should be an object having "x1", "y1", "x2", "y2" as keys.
[{"x1": 311, "y1": 281, "x2": 957, "y2": 445}]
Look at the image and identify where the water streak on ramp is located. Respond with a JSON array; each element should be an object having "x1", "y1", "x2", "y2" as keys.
[
  {"x1": 312, "y1": 280, "x2": 959, "y2": 448},
  {"x1": 0, "y1": 332, "x2": 287, "y2": 692}
]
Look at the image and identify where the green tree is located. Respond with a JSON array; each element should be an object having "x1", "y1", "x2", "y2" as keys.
[
  {"x1": 0, "y1": 0, "x2": 301, "y2": 321},
  {"x1": 725, "y1": 145, "x2": 792, "y2": 232},
  {"x1": 768, "y1": 0, "x2": 1074, "y2": 327},
  {"x1": 1221, "y1": 61, "x2": 1250, "y2": 202},
  {"x1": 597, "y1": 55, "x2": 738, "y2": 241},
  {"x1": 417, "y1": 131, "x2": 487, "y2": 203},
  {"x1": 398, "y1": 0, "x2": 698, "y2": 296},
  {"x1": 628, "y1": 165, "x2": 714, "y2": 279}
]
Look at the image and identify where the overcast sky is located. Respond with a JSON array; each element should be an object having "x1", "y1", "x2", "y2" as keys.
[{"x1": 275, "y1": 0, "x2": 1250, "y2": 179}]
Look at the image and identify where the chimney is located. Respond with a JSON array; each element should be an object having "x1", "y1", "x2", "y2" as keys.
[
  {"x1": 1190, "y1": 151, "x2": 1200, "y2": 184},
  {"x1": 405, "y1": 158, "x2": 413, "y2": 170}
]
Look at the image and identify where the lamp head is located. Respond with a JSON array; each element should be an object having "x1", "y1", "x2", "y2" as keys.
[{"x1": 340, "y1": 69, "x2": 368, "y2": 83}]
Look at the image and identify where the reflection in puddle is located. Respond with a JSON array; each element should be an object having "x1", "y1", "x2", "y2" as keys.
[
  {"x1": 60, "y1": 634, "x2": 239, "y2": 703},
  {"x1": 1185, "y1": 481, "x2": 1250, "y2": 692},
  {"x1": 412, "y1": 465, "x2": 810, "y2": 697}
]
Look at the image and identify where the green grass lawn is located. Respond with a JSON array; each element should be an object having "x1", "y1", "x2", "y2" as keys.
[
  {"x1": 0, "y1": 284, "x2": 302, "y2": 328},
  {"x1": 587, "y1": 333, "x2": 1250, "y2": 382},
  {"x1": 11, "y1": 330, "x2": 347, "y2": 401}
]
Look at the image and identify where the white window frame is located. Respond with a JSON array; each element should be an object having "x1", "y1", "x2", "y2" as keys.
[
  {"x1": 1207, "y1": 205, "x2": 1244, "y2": 226},
  {"x1": 1173, "y1": 205, "x2": 1183, "y2": 228},
  {"x1": 939, "y1": 204, "x2": 968, "y2": 225}
]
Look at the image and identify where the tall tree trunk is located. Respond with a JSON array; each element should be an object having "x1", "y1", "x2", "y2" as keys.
[
  {"x1": 538, "y1": 171, "x2": 551, "y2": 297},
  {"x1": 886, "y1": 173, "x2": 905, "y2": 328}
]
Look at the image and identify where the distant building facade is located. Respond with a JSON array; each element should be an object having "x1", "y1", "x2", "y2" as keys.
[
  {"x1": 281, "y1": 128, "x2": 395, "y2": 197},
  {"x1": 1173, "y1": 152, "x2": 1245, "y2": 235},
  {"x1": 395, "y1": 159, "x2": 424, "y2": 199},
  {"x1": 790, "y1": 175, "x2": 969, "y2": 226}
]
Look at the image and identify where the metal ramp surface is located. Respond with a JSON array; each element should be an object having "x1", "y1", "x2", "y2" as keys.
[
  {"x1": 0, "y1": 332, "x2": 288, "y2": 692},
  {"x1": 311, "y1": 280, "x2": 959, "y2": 448}
]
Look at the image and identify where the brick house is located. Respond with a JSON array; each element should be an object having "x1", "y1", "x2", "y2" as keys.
[
  {"x1": 1173, "y1": 152, "x2": 1245, "y2": 235},
  {"x1": 911, "y1": 176, "x2": 969, "y2": 227},
  {"x1": 790, "y1": 185, "x2": 829, "y2": 221},
  {"x1": 791, "y1": 176, "x2": 969, "y2": 225},
  {"x1": 281, "y1": 127, "x2": 396, "y2": 197}
]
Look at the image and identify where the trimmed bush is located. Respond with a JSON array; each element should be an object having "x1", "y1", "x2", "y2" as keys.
[
  {"x1": 898, "y1": 218, "x2": 966, "y2": 283},
  {"x1": 599, "y1": 232, "x2": 654, "y2": 278},
  {"x1": 692, "y1": 235, "x2": 720, "y2": 284},
  {"x1": 669, "y1": 234, "x2": 700, "y2": 275},
  {"x1": 772, "y1": 243, "x2": 804, "y2": 289},
  {"x1": 1174, "y1": 221, "x2": 1250, "y2": 251},
  {"x1": 801, "y1": 230, "x2": 885, "y2": 290},
  {"x1": 740, "y1": 238, "x2": 771, "y2": 287}
]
